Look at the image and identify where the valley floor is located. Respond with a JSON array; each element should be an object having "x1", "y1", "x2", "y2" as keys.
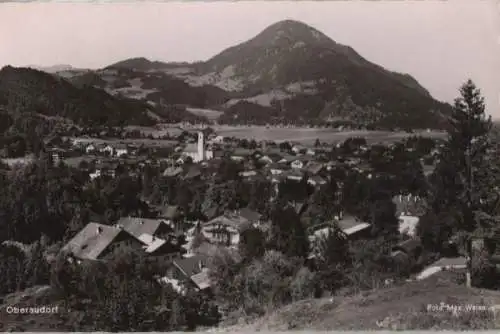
[{"x1": 150, "y1": 124, "x2": 447, "y2": 145}]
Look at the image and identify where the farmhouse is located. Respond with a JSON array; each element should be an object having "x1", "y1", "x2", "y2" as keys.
[
  {"x1": 202, "y1": 211, "x2": 254, "y2": 246},
  {"x1": 291, "y1": 159, "x2": 305, "y2": 169},
  {"x1": 113, "y1": 143, "x2": 128, "y2": 157},
  {"x1": 267, "y1": 162, "x2": 287, "y2": 175},
  {"x1": 85, "y1": 144, "x2": 96, "y2": 154},
  {"x1": 309, "y1": 214, "x2": 371, "y2": 243},
  {"x1": 61, "y1": 223, "x2": 142, "y2": 262},
  {"x1": 167, "y1": 254, "x2": 214, "y2": 292},
  {"x1": 259, "y1": 153, "x2": 283, "y2": 165},
  {"x1": 305, "y1": 161, "x2": 324, "y2": 175},
  {"x1": 116, "y1": 217, "x2": 175, "y2": 240},
  {"x1": 291, "y1": 145, "x2": 306, "y2": 154},
  {"x1": 99, "y1": 144, "x2": 114, "y2": 156}
]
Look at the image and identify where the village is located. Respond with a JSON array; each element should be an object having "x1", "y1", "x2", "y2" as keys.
[{"x1": 39, "y1": 127, "x2": 468, "y2": 299}]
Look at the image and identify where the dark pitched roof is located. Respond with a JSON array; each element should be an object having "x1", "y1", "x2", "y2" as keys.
[
  {"x1": 268, "y1": 162, "x2": 287, "y2": 170},
  {"x1": 238, "y1": 207, "x2": 262, "y2": 222},
  {"x1": 390, "y1": 250, "x2": 410, "y2": 263},
  {"x1": 306, "y1": 162, "x2": 324, "y2": 175},
  {"x1": 158, "y1": 205, "x2": 180, "y2": 220},
  {"x1": 173, "y1": 254, "x2": 212, "y2": 278},
  {"x1": 293, "y1": 155, "x2": 312, "y2": 163},
  {"x1": 205, "y1": 213, "x2": 252, "y2": 233},
  {"x1": 203, "y1": 205, "x2": 220, "y2": 220},
  {"x1": 184, "y1": 166, "x2": 202, "y2": 179},
  {"x1": 117, "y1": 217, "x2": 173, "y2": 239},
  {"x1": 280, "y1": 154, "x2": 296, "y2": 163},
  {"x1": 261, "y1": 153, "x2": 283, "y2": 163},
  {"x1": 393, "y1": 238, "x2": 422, "y2": 255},
  {"x1": 61, "y1": 222, "x2": 126, "y2": 260},
  {"x1": 190, "y1": 270, "x2": 212, "y2": 290}
]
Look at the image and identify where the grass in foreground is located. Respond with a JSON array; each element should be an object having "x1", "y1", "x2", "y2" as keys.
[{"x1": 212, "y1": 272, "x2": 500, "y2": 331}]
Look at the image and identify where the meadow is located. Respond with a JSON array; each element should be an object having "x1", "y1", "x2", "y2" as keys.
[{"x1": 210, "y1": 126, "x2": 447, "y2": 145}]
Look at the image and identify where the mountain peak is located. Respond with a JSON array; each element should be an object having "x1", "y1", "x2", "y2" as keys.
[{"x1": 250, "y1": 19, "x2": 334, "y2": 48}]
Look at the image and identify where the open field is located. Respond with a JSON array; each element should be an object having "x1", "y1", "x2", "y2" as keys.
[
  {"x1": 68, "y1": 137, "x2": 178, "y2": 147},
  {"x1": 186, "y1": 107, "x2": 224, "y2": 120},
  {"x1": 210, "y1": 126, "x2": 447, "y2": 145},
  {"x1": 124, "y1": 124, "x2": 447, "y2": 145}
]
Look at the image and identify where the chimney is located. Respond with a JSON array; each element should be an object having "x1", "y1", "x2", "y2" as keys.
[
  {"x1": 198, "y1": 260, "x2": 204, "y2": 271},
  {"x1": 339, "y1": 210, "x2": 343, "y2": 220},
  {"x1": 140, "y1": 220, "x2": 144, "y2": 225},
  {"x1": 96, "y1": 226, "x2": 103, "y2": 234}
]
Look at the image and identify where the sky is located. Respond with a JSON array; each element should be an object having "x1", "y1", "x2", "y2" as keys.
[{"x1": 0, "y1": 0, "x2": 499, "y2": 117}]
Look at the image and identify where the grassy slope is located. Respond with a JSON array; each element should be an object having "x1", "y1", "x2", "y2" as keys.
[
  {"x1": 3, "y1": 273, "x2": 500, "y2": 331},
  {"x1": 212, "y1": 273, "x2": 500, "y2": 331}
]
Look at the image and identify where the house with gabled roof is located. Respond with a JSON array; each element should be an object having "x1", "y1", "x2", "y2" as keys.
[
  {"x1": 61, "y1": 222, "x2": 142, "y2": 262},
  {"x1": 291, "y1": 159, "x2": 305, "y2": 170},
  {"x1": 112, "y1": 143, "x2": 129, "y2": 157},
  {"x1": 238, "y1": 207, "x2": 262, "y2": 223},
  {"x1": 305, "y1": 161, "x2": 325, "y2": 175},
  {"x1": 291, "y1": 145, "x2": 306, "y2": 155},
  {"x1": 267, "y1": 162, "x2": 288, "y2": 175},
  {"x1": 259, "y1": 153, "x2": 283, "y2": 165},
  {"x1": 157, "y1": 204, "x2": 182, "y2": 221},
  {"x1": 116, "y1": 217, "x2": 175, "y2": 240},
  {"x1": 167, "y1": 254, "x2": 215, "y2": 293},
  {"x1": 309, "y1": 214, "x2": 371, "y2": 244},
  {"x1": 279, "y1": 154, "x2": 296, "y2": 165},
  {"x1": 202, "y1": 212, "x2": 253, "y2": 246}
]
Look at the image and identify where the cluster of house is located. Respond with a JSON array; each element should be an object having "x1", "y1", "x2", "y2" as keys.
[
  {"x1": 49, "y1": 131, "x2": 464, "y2": 287},
  {"x1": 60, "y1": 204, "x2": 272, "y2": 294},
  {"x1": 59, "y1": 192, "x2": 446, "y2": 296},
  {"x1": 45, "y1": 130, "x2": 442, "y2": 195}
]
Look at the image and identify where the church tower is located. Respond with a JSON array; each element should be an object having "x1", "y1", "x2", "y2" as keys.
[{"x1": 197, "y1": 131, "x2": 205, "y2": 161}]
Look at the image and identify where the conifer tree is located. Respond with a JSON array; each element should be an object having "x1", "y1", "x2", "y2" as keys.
[{"x1": 431, "y1": 80, "x2": 498, "y2": 287}]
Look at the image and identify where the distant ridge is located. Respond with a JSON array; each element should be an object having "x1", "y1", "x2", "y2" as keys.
[{"x1": 15, "y1": 19, "x2": 453, "y2": 130}]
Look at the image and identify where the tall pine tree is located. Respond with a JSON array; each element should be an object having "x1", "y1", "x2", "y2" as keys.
[{"x1": 431, "y1": 79, "x2": 499, "y2": 287}]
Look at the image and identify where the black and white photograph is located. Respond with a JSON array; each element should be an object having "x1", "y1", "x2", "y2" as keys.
[{"x1": 0, "y1": 0, "x2": 499, "y2": 331}]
